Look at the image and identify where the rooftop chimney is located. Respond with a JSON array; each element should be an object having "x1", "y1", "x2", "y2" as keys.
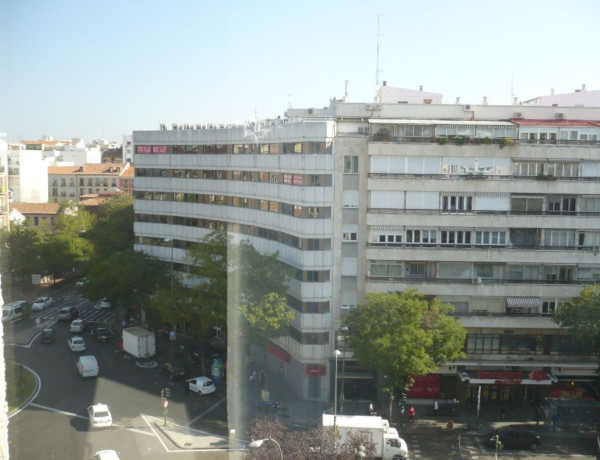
[
  {"x1": 383, "y1": 81, "x2": 387, "y2": 86},
  {"x1": 513, "y1": 97, "x2": 518, "y2": 105},
  {"x1": 456, "y1": 97, "x2": 461, "y2": 104},
  {"x1": 419, "y1": 85, "x2": 423, "y2": 91},
  {"x1": 483, "y1": 96, "x2": 488, "y2": 105},
  {"x1": 582, "y1": 84, "x2": 586, "y2": 91}
]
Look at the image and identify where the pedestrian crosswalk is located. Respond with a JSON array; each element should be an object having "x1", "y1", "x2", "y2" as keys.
[{"x1": 31, "y1": 306, "x2": 115, "y2": 326}]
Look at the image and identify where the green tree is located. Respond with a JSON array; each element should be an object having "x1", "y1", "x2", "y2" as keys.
[
  {"x1": 85, "y1": 248, "x2": 169, "y2": 311},
  {"x1": 0, "y1": 220, "x2": 49, "y2": 297},
  {"x1": 553, "y1": 285, "x2": 600, "y2": 355},
  {"x1": 344, "y1": 290, "x2": 466, "y2": 420},
  {"x1": 85, "y1": 194, "x2": 134, "y2": 261},
  {"x1": 240, "y1": 292, "x2": 294, "y2": 345},
  {"x1": 184, "y1": 232, "x2": 293, "y2": 338}
]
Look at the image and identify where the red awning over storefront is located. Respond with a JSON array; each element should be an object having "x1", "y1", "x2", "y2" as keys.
[{"x1": 267, "y1": 344, "x2": 291, "y2": 363}]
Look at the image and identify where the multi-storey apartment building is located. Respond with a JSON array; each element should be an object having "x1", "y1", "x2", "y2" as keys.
[
  {"x1": 48, "y1": 163, "x2": 132, "y2": 203},
  {"x1": 133, "y1": 91, "x2": 600, "y2": 404}
]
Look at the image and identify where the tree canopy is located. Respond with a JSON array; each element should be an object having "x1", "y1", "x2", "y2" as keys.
[
  {"x1": 553, "y1": 285, "x2": 600, "y2": 355},
  {"x1": 344, "y1": 290, "x2": 466, "y2": 419}
]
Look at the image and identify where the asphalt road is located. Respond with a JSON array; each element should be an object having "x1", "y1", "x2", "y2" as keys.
[{"x1": 5, "y1": 286, "x2": 228, "y2": 459}]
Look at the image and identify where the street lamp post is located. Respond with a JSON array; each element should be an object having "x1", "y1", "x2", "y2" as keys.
[
  {"x1": 334, "y1": 349, "x2": 341, "y2": 435},
  {"x1": 340, "y1": 326, "x2": 348, "y2": 413},
  {"x1": 248, "y1": 437, "x2": 283, "y2": 460}
]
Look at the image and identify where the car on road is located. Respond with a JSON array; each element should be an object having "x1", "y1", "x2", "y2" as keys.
[
  {"x1": 486, "y1": 425, "x2": 541, "y2": 451},
  {"x1": 159, "y1": 362, "x2": 187, "y2": 380},
  {"x1": 58, "y1": 306, "x2": 79, "y2": 321},
  {"x1": 187, "y1": 376, "x2": 216, "y2": 395},
  {"x1": 31, "y1": 296, "x2": 53, "y2": 311},
  {"x1": 2, "y1": 300, "x2": 30, "y2": 322},
  {"x1": 75, "y1": 277, "x2": 89, "y2": 287},
  {"x1": 98, "y1": 297, "x2": 111, "y2": 309},
  {"x1": 70, "y1": 319, "x2": 85, "y2": 332},
  {"x1": 67, "y1": 336, "x2": 86, "y2": 352},
  {"x1": 92, "y1": 450, "x2": 120, "y2": 460},
  {"x1": 87, "y1": 403, "x2": 112, "y2": 428},
  {"x1": 41, "y1": 327, "x2": 56, "y2": 343},
  {"x1": 77, "y1": 355, "x2": 99, "y2": 377},
  {"x1": 92, "y1": 327, "x2": 112, "y2": 343}
]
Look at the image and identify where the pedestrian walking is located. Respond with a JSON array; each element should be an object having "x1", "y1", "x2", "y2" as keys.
[
  {"x1": 368, "y1": 401, "x2": 374, "y2": 415},
  {"x1": 501, "y1": 406, "x2": 506, "y2": 421},
  {"x1": 552, "y1": 412, "x2": 559, "y2": 432},
  {"x1": 433, "y1": 399, "x2": 439, "y2": 416},
  {"x1": 454, "y1": 433, "x2": 461, "y2": 457},
  {"x1": 408, "y1": 405, "x2": 415, "y2": 422}
]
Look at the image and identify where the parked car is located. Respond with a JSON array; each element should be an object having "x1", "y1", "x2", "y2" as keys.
[
  {"x1": 187, "y1": 376, "x2": 216, "y2": 395},
  {"x1": 92, "y1": 450, "x2": 120, "y2": 460},
  {"x1": 88, "y1": 403, "x2": 112, "y2": 428},
  {"x1": 92, "y1": 327, "x2": 112, "y2": 343},
  {"x1": 32, "y1": 296, "x2": 53, "y2": 311},
  {"x1": 75, "y1": 277, "x2": 89, "y2": 287},
  {"x1": 486, "y1": 425, "x2": 541, "y2": 451},
  {"x1": 58, "y1": 306, "x2": 79, "y2": 321},
  {"x1": 77, "y1": 355, "x2": 99, "y2": 377},
  {"x1": 70, "y1": 319, "x2": 85, "y2": 332},
  {"x1": 98, "y1": 298, "x2": 111, "y2": 309},
  {"x1": 159, "y1": 362, "x2": 187, "y2": 380},
  {"x1": 67, "y1": 336, "x2": 86, "y2": 352},
  {"x1": 41, "y1": 327, "x2": 56, "y2": 343}
]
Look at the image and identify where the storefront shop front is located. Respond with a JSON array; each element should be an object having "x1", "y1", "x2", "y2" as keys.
[{"x1": 459, "y1": 369, "x2": 557, "y2": 404}]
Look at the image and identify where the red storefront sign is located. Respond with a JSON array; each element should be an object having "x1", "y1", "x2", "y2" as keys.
[
  {"x1": 304, "y1": 365, "x2": 326, "y2": 377},
  {"x1": 406, "y1": 374, "x2": 441, "y2": 398},
  {"x1": 267, "y1": 344, "x2": 291, "y2": 363}
]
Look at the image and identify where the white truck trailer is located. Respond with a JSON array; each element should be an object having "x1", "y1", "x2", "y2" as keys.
[
  {"x1": 122, "y1": 327, "x2": 156, "y2": 359},
  {"x1": 322, "y1": 414, "x2": 408, "y2": 460}
]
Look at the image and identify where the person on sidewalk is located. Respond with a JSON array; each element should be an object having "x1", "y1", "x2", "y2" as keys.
[
  {"x1": 501, "y1": 405, "x2": 506, "y2": 421},
  {"x1": 408, "y1": 405, "x2": 415, "y2": 422},
  {"x1": 454, "y1": 433, "x2": 461, "y2": 457},
  {"x1": 433, "y1": 399, "x2": 439, "y2": 416},
  {"x1": 552, "y1": 412, "x2": 559, "y2": 432}
]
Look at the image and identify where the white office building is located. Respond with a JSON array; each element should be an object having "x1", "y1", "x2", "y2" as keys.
[{"x1": 133, "y1": 87, "x2": 600, "y2": 403}]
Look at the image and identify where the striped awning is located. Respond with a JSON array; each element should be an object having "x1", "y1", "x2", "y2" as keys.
[
  {"x1": 506, "y1": 297, "x2": 542, "y2": 309},
  {"x1": 512, "y1": 195, "x2": 544, "y2": 199}
]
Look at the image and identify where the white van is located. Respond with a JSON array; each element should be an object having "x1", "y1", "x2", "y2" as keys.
[
  {"x1": 2, "y1": 301, "x2": 30, "y2": 323},
  {"x1": 77, "y1": 355, "x2": 99, "y2": 378}
]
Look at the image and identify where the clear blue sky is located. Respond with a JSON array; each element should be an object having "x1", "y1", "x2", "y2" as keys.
[{"x1": 1, "y1": 0, "x2": 598, "y2": 143}]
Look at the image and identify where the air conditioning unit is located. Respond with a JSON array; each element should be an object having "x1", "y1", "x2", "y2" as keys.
[
  {"x1": 373, "y1": 104, "x2": 382, "y2": 111},
  {"x1": 463, "y1": 104, "x2": 472, "y2": 111},
  {"x1": 556, "y1": 113, "x2": 566, "y2": 120},
  {"x1": 365, "y1": 104, "x2": 374, "y2": 110},
  {"x1": 308, "y1": 108, "x2": 316, "y2": 115},
  {"x1": 514, "y1": 112, "x2": 523, "y2": 118},
  {"x1": 159, "y1": 123, "x2": 167, "y2": 131}
]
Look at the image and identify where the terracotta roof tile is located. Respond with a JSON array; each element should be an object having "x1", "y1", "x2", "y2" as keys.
[{"x1": 11, "y1": 202, "x2": 61, "y2": 215}]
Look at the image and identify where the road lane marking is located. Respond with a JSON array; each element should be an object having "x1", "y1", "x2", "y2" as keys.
[{"x1": 187, "y1": 396, "x2": 226, "y2": 425}]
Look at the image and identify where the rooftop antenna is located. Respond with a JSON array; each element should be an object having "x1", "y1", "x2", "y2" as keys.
[
  {"x1": 376, "y1": 15, "x2": 382, "y2": 87},
  {"x1": 344, "y1": 80, "x2": 348, "y2": 102},
  {"x1": 510, "y1": 74, "x2": 517, "y2": 105}
]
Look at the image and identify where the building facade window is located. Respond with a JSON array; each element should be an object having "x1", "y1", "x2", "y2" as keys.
[{"x1": 344, "y1": 156, "x2": 359, "y2": 174}]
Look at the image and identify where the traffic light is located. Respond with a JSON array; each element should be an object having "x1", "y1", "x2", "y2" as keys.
[{"x1": 161, "y1": 388, "x2": 171, "y2": 399}]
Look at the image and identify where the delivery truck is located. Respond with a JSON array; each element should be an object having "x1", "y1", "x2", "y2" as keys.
[
  {"x1": 322, "y1": 414, "x2": 408, "y2": 460},
  {"x1": 122, "y1": 327, "x2": 156, "y2": 359}
]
